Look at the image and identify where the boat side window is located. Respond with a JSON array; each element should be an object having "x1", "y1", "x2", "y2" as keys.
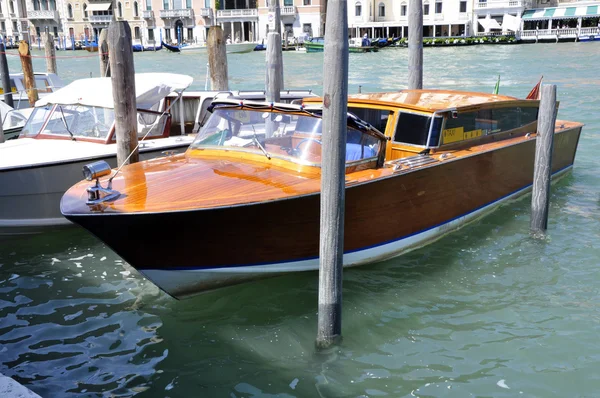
[
  {"x1": 393, "y1": 111, "x2": 435, "y2": 146},
  {"x1": 191, "y1": 108, "x2": 381, "y2": 166},
  {"x1": 348, "y1": 106, "x2": 389, "y2": 133},
  {"x1": 0, "y1": 78, "x2": 17, "y2": 94},
  {"x1": 20, "y1": 106, "x2": 54, "y2": 137},
  {"x1": 34, "y1": 77, "x2": 52, "y2": 93},
  {"x1": 138, "y1": 110, "x2": 169, "y2": 139},
  {"x1": 38, "y1": 105, "x2": 115, "y2": 140},
  {"x1": 443, "y1": 106, "x2": 539, "y2": 145}
]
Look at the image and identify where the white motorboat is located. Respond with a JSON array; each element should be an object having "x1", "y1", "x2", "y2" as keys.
[
  {"x1": 179, "y1": 41, "x2": 256, "y2": 54},
  {"x1": 1, "y1": 72, "x2": 64, "y2": 109},
  {"x1": 0, "y1": 100, "x2": 29, "y2": 140},
  {"x1": 0, "y1": 73, "x2": 194, "y2": 236}
]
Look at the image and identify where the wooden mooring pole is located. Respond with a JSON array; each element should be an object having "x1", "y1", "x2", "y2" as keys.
[
  {"x1": 268, "y1": 0, "x2": 282, "y2": 34},
  {"x1": 0, "y1": 40, "x2": 13, "y2": 108},
  {"x1": 99, "y1": 29, "x2": 110, "y2": 77},
  {"x1": 18, "y1": 41, "x2": 38, "y2": 107},
  {"x1": 265, "y1": 32, "x2": 283, "y2": 103},
  {"x1": 408, "y1": 0, "x2": 423, "y2": 90},
  {"x1": 316, "y1": 0, "x2": 348, "y2": 349},
  {"x1": 44, "y1": 32, "x2": 57, "y2": 75},
  {"x1": 108, "y1": 20, "x2": 138, "y2": 166},
  {"x1": 530, "y1": 84, "x2": 557, "y2": 234},
  {"x1": 207, "y1": 26, "x2": 228, "y2": 91}
]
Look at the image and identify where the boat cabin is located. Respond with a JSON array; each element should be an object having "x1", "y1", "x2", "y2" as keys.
[
  {"x1": 0, "y1": 73, "x2": 64, "y2": 110},
  {"x1": 305, "y1": 90, "x2": 541, "y2": 163},
  {"x1": 18, "y1": 73, "x2": 193, "y2": 144},
  {"x1": 191, "y1": 90, "x2": 541, "y2": 174},
  {"x1": 190, "y1": 100, "x2": 387, "y2": 172}
]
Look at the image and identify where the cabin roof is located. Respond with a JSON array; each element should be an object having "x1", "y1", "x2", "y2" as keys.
[
  {"x1": 305, "y1": 89, "x2": 519, "y2": 112},
  {"x1": 35, "y1": 73, "x2": 193, "y2": 110}
]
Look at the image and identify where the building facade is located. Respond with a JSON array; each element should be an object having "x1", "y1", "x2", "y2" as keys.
[
  {"x1": 349, "y1": 0, "x2": 474, "y2": 38},
  {"x1": 0, "y1": 0, "x2": 29, "y2": 43},
  {"x1": 12, "y1": 0, "x2": 600, "y2": 45}
]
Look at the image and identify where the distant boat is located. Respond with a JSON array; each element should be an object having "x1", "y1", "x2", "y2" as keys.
[
  {"x1": 162, "y1": 41, "x2": 256, "y2": 54},
  {"x1": 162, "y1": 41, "x2": 180, "y2": 53},
  {"x1": 180, "y1": 42, "x2": 256, "y2": 54},
  {"x1": 84, "y1": 42, "x2": 98, "y2": 52},
  {"x1": 133, "y1": 42, "x2": 163, "y2": 52},
  {"x1": 305, "y1": 37, "x2": 378, "y2": 53}
]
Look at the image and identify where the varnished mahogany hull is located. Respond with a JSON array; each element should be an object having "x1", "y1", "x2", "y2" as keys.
[{"x1": 65, "y1": 127, "x2": 581, "y2": 298}]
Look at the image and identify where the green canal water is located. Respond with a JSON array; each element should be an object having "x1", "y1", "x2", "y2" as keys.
[{"x1": 1, "y1": 43, "x2": 600, "y2": 397}]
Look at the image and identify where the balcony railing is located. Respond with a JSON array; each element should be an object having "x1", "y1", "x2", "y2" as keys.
[
  {"x1": 27, "y1": 9, "x2": 59, "y2": 20},
  {"x1": 200, "y1": 8, "x2": 212, "y2": 17},
  {"x1": 476, "y1": 0, "x2": 522, "y2": 8},
  {"x1": 159, "y1": 8, "x2": 194, "y2": 18},
  {"x1": 89, "y1": 14, "x2": 112, "y2": 23},
  {"x1": 142, "y1": 10, "x2": 153, "y2": 18},
  {"x1": 216, "y1": 9, "x2": 258, "y2": 18},
  {"x1": 281, "y1": 6, "x2": 296, "y2": 15}
]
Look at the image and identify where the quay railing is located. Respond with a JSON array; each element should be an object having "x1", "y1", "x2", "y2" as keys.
[
  {"x1": 475, "y1": 31, "x2": 515, "y2": 36},
  {"x1": 580, "y1": 27, "x2": 600, "y2": 35}
]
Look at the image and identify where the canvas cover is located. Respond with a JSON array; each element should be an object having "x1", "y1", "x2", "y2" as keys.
[{"x1": 35, "y1": 73, "x2": 193, "y2": 110}]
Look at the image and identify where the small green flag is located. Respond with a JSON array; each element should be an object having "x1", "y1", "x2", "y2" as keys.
[{"x1": 493, "y1": 75, "x2": 500, "y2": 95}]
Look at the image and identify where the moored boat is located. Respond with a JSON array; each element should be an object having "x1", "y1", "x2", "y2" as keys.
[
  {"x1": 179, "y1": 42, "x2": 257, "y2": 54},
  {"x1": 0, "y1": 73, "x2": 194, "y2": 236},
  {"x1": 162, "y1": 41, "x2": 180, "y2": 52},
  {"x1": 61, "y1": 89, "x2": 582, "y2": 299},
  {"x1": 305, "y1": 37, "x2": 378, "y2": 53}
]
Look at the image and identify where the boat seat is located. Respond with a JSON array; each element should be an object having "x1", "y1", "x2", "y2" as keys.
[{"x1": 346, "y1": 143, "x2": 376, "y2": 161}]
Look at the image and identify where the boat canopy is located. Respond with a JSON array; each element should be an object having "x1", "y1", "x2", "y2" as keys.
[{"x1": 35, "y1": 73, "x2": 193, "y2": 110}]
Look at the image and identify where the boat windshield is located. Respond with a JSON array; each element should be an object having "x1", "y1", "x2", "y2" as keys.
[
  {"x1": 190, "y1": 108, "x2": 381, "y2": 166},
  {"x1": 21, "y1": 105, "x2": 115, "y2": 140}
]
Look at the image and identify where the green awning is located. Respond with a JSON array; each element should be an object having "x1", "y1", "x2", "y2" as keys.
[
  {"x1": 522, "y1": 10, "x2": 536, "y2": 19},
  {"x1": 523, "y1": 5, "x2": 600, "y2": 20}
]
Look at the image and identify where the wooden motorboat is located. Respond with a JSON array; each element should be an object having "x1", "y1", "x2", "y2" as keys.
[
  {"x1": 0, "y1": 73, "x2": 194, "y2": 236},
  {"x1": 61, "y1": 89, "x2": 583, "y2": 299}
]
